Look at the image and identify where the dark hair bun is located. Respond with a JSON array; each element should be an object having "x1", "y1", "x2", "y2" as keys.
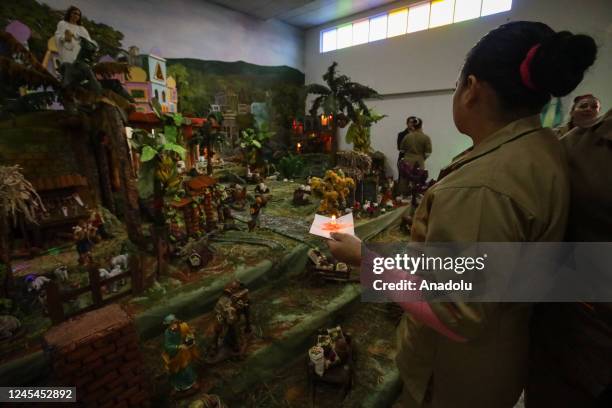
[{"x1": 531, "y1": 31, "x2": 597, "y2": 97}]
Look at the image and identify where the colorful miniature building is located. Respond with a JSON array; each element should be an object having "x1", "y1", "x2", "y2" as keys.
[{"x1": 120, "y1": 50, "x2": 178, "y2": 113}]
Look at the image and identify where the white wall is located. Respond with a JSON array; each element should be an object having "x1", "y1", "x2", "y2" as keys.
[
  {"x1": 42, "y1": 0, "x2": 305, "y2": 70},
  {"x1": 305, "y1": 0, "x2": 612, "y2": 178}
]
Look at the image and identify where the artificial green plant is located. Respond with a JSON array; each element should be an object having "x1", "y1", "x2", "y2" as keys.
[
  {"x1": 239, "y1": 123, "x2": 275, "y2": 166},
  {"x1": 345, "y1": 109, "x2": 387, "y2": 152},
  {"x1": 305, "y1": 62, "x2": 380, "y2": 159}
]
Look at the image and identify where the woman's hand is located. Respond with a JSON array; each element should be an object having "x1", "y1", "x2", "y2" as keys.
[
  {"x1": 64, "y1": 29, "x2": 73, "y2": 41},
  {"x1": 327, "y1": 232, "x2": 362, "y2": 266}
]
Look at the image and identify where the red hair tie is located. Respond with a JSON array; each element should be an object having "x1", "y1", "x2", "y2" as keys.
[{"x1": 520, "y1": 44, "x2": 540, "y2": 91}]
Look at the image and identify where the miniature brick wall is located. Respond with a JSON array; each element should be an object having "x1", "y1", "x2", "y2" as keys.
[{"x1": 43, "y1": 304, "x2": 150, "y2": 408}]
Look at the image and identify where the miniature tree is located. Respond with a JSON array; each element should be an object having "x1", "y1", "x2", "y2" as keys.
[
  {"x1": 0, "y1": 165, "x2": 45, "y2": 297},
  {"x1": 345, "y1": 109, "x2": 387, "y2": 153},
  {"x1": 309, "y1": 170, "x2": 355, "y2": 216},
  {"x1": 130, "y1": 115, "x2": 186, "y2": 278},
  {"x1": 239, "y1": 124, "x2": 274, "y2": 166},
  {"x1": 278, "y1": 154, "x2": 304, "y2": 179},
  {"x1": 305, "y1": 62, "x2": 379, "y2": 160}
]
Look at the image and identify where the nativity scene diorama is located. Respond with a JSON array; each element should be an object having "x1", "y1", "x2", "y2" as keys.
[{"x1": 0, "y1": 3, "x2": 436, "y2": 407}]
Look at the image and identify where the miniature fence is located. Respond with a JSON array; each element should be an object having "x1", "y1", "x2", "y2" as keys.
[{"x1": 45, "y1": 255, "x2": 145, "y2": 325}]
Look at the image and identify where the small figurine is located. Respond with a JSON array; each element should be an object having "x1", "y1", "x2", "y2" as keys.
[
  {"x1": 254, "y1": 182, "x2": 270, "y2": 195},
  {"x1": 307, "y1": 249, "x2": 351, "y2": 282},
  {"x1": 54, "y1": 265, "x2": 69, "y2": 282},
  {"x1": 307, "y1": 326, "x2": 353, "y2": 395},
  {"x1": 221, "y1": 206, "x2": 239, "y2": 231},
  {"x1": 25, "y1": 274, "x2": 51, "y2": 312},
  {"x1": 162, "y1": 314, "x2": 200, "y2": 393},
  {"x1": 176, "y1": 160, "x2": 187, "y2": 175},
  {"x1": 209, "y1": 280, "x2": 251, "y2": 359},
  {"x1": 187, "y1": 250, "x2": 203, "y2": 271},
  {"x1": 293, "y1": 185, "x2": 311, "y2": 206},
  {"x1": 73, "y1": 220, "x2": 95, "y2": 265},
  {"x1": 245, "y1": 166, "x2": 261, "y2": 184},
  {"x1": 25, "y1": 274, "x2": 50, "y2": 292},
  {"x1": 98, "y1": 265, "x2": 123, "y2": 293},
  {"x1": 89, "y1": 209, "x2": 112, "y2": 240},
  {"x1": 247, "y1": 195, "x2": 267, "y2": 232},
  {"x1": 196, "y1": 156, "x2": 208, "y2": 175},
  {"x1": 214, "y1": 185, "x2": 228, "y2": 222},
  {"x1": 54, "y1": 6, "x2": 94, "y2": 65},
  {"x1": 111, "y1": 253, "x2": 129, "y2": 271}
]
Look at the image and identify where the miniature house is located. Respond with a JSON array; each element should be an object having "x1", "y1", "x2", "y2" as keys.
[{"x1": 123, "y1": 51, "x2": 178, "y2": 114}]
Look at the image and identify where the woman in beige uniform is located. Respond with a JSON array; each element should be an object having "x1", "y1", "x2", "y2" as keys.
[
  {"x1": 526, "y1": 109, "x2": 612, "y2": 407},
  {"x1": 327, "y1": 21, "x2": 597, "y2": 407},
  {"x1": 553, "y1": 94, "x2": 602, "y2": 138},
  {"x1": 400, "y1": 116, "x2": 432, "y2": 169}
]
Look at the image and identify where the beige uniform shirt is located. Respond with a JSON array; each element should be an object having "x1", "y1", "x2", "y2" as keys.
[
  {"x1": 397, "y1": 116, "x2": 569, "y2": 407},
  {"x1": 527, "y1": 109, "x2": 612, "y2": 403},
  {"x1": 553, "y1": 122, "x2": 572, "y2": 139},
  {"x1": 562, "y1": 109, "x2": 612, "y2": 241},
  {"x1": 400, "y1": 130, "x2": 432, "y2": 169}
]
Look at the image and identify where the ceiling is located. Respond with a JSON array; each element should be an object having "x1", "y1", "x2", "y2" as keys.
[{"x1": 208, "y1": 0, "x2": 400, "y2": 28}]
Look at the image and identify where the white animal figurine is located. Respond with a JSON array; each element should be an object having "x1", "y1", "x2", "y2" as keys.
[
  {"x1": 26, "y1": 275, "x2": 51, "y2": 292},
  {"x1": 111, "y1": 254, "x2": 129, "y2": 271},
  {"x1": 99, "y1": 265, "x2": 124, "y2": 293},
  {"x1": 54, "y1": 266, "x2": 69, "y2": 282}
]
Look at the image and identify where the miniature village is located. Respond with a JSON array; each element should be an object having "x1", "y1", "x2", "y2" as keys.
[{"x1": 0, "y1": 12, "x2": 436, "y2": 408}]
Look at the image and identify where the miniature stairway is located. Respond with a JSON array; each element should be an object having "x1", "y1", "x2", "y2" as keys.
[{"x1": 140, "y1": 207, "x2": 409, "y2": 407}]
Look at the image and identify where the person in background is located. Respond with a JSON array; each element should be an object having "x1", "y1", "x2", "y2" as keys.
[
  {"x1": 553, "y1": 94, "x2": 601, "y2": 137},
  {"x1": 527, "y1": 108, "x2": 612, "y2": 407},
  {"x1": 397, "y1": 116, "x2": 432, "y2": 196},
  {"x1": 398, "y1": 116, "x2": 432, "y2": 170},
  {"x1": 397, "y1": 116, "x2": 416, "y2": 161},
  {"x1": 327, "y1": 21, "x2": 596, "y2": 408},
  {"x1": 54, "y1": 5, "x2": 94, "y2": 64}
]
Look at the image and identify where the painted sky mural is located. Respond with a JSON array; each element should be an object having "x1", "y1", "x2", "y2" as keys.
[{"x1": 39, "y1": 0, "x2": 303, "y2": 70}]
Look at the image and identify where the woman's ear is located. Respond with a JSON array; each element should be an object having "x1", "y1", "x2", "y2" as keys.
[{"x1": 462, "y1": 75, "x2": 479, "y2": 108}]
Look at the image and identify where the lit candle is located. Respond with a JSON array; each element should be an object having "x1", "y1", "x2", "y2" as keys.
[
  {"x1": 331, "y1": 215, "x2": 336, "y2": 224},
  {"x1": 297, "y1": 142, "x2": 302, "y2": 153}
]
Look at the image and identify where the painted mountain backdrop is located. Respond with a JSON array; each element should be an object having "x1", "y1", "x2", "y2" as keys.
[{"x1": 167, "y1": 59, "x2": 304, "y2": 117}]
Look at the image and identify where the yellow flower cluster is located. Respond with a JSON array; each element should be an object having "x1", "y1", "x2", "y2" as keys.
[{"x1": 309, "y1": 170, "x2": 355, "y2": 216}]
